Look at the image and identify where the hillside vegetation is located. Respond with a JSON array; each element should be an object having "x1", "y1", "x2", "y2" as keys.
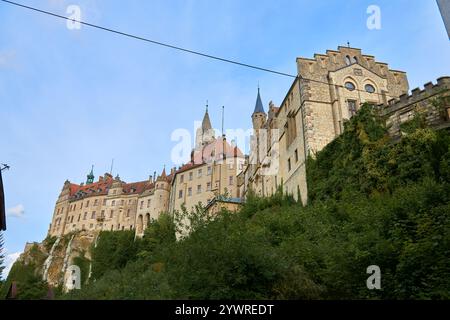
[{"x1": 4, "y1": 104, "x2": 450, "y2": 299}]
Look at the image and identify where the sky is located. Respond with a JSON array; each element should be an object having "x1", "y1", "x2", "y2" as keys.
[{"x1": 1, "y1": 0, "x2": 449, "y2": 277}]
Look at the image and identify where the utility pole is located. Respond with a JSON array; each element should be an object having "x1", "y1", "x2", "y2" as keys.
[{"x1": 1, "y1": 164, "x2": 10, "y2": 231}]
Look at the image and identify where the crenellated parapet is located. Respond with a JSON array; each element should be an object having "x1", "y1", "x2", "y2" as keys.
[{"x1": 381, "y1": 77, "x2": 450, "y2": 138}]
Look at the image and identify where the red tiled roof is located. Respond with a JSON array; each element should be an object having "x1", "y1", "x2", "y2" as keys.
[{"x1": 122, "y1": 181, "x2": 149, "y2": 194}]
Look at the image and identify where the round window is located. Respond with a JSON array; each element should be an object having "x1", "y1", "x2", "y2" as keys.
[
  {"x1": 345, "y1": 82, "x2": 356, "y2": 91},
  {"x1": 365, "y1": 84, "x2": 376, "y2": 93}
]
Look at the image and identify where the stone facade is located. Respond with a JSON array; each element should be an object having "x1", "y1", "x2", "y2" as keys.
[
  {"x1": 48, "y1": 46, "x2": 448, "y2": 240},
  {"x1": 241, "y1": 46, "x2": 410, "y2": 204},
  {"x1": 49, "y1": 108, "x2": 245, "y2": 238},
  {"x1": 381, "y1": 77, "x2": 450, "y2": 138}
]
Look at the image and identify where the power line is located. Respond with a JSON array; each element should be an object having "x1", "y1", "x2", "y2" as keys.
[
  {"x1": 0, "y1": 0, "x2": 297, "y2": 78},
  {"x1": 1, "y1": 0, "x2": 402, "y2": 100}
]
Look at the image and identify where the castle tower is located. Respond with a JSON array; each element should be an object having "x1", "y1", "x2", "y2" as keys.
[
  {"x1": 252, "y1": 87, "x2": 267, "y2": 130},
  {"x1": 196, "y1": 103, "x2": 216, "y2": 149},
  {"x1": 154, "y1": 167, "x2": 170, "y2": 216},
  {"x1": 86, "y1": 165, "x2": 94, "y2": 185}
]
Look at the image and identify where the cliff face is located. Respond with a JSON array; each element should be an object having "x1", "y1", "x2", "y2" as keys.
[{"x1": 16, "y1": 231, "x2": 98, "y2": 289}]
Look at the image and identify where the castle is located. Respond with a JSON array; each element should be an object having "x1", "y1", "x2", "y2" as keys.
[{"x1": 48, "y1": 46, "x2": 450, "y2": 238}]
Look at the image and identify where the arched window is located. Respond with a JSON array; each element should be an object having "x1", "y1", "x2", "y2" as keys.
[
  {"x1": 145, "y1": 213, "x2": 151, "y2": 227},
  {"x1": 365, "y1": 84, "x2": 376, "y2": 93},
  {"x1": 345, "y1": 55, "x2": 351, "y2": 65},
  {"x1": 345, "y1": 82, "x2": 356, "y2": 91},
  {"x1": 352, "y1": 56, "x2": 358, "y2": 64}
]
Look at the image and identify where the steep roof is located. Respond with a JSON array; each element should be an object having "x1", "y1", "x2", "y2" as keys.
[
  {"x1": 253, "y1": 88, "x2": 265, "y2": 114},
  {"x1": 202, "y1": 108, "x2": 212, "y2": 131}
]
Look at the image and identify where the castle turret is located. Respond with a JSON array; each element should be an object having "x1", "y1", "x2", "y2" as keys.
[
  {"x1": 86, "y1": 165, "x2": 94, "y2": 185},
  {"x1": 196, "y1": 103, "x2": 216, "y2": 149},
  {"x1": 252, "y1": 87, "x2": 267, "y2": 130},
  {"x1": 154, "y1": 167, "x2": 170, "y2": 215}
]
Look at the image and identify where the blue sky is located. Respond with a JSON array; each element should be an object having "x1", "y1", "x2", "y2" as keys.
[{"x1": 1, "y1": 0, "x2": 449, "y2": 276}]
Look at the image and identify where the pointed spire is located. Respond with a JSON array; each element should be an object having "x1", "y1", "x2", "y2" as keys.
[
  {"x1": 86, "y1": 165, "x2": 95, "y2": 185},
  {"x1": 161, "y1": 165, "x2": 167, "y2": 178},
  {"x1": 253, "y1": 87, "x2": 265, "y2": 114},
  {"x1": 202, "y1": 101, "x2": 212, "y2": 131}
]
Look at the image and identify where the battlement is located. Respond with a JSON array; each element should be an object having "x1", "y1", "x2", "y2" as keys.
[
  {"x1": 296, "y1": 46, "x2": 406, "y2": 80},
  {"x1": 383, "y1": 77, "x2": 450, "y2": 113},
  {"x1": 380, "y1": 77, "x2": 450, "y2": 139}
]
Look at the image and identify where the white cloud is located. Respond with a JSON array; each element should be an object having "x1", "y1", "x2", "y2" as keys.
[
  {"x1": 2, "y1": 251, "x2": 21, "y2": 279},
  {"x1": 0, "y1": 50, "x2": 16, "y2": 68},
  {"x1": 6, "y1": 204, "x2": 25, "y2": 218}
]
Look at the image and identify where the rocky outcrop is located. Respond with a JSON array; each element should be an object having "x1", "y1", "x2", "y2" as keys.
[{"x1": 15, "y1": 231, "x2": 98, "y2": 289}]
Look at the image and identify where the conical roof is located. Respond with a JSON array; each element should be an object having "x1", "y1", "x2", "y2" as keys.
[
  {"x1": 253, "y1": 88, "x2": 265, "y2": 114},
  {"x1": 202, "y1": 107, "x2": 212, "y2": 131}
]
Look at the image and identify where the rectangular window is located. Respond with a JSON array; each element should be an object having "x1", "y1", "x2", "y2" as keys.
[
  {"x1": 197, "y1": 185, "x2": 202, "y2": 194},
  {"x1": 348, "y1": 100, "x2": 357, "y2": 117},
  {"x1": 86, "y1": 200, "x2": 90, "y2": 207},
  {"x1": 180, "y1": 175, "x2": 184, "y2": 183},
  {"x1": 112, "y1": 200, "x2": 116, "y2": 206},
  {"x1": 207, "y1": 166, "x2": 212, "y2": 175},
  {"x1": 110, "y1": 210, "x2": 114, "y2": 218},
  {"x1": 140, "y1": 201, "x2": 144, "y2": 209},
  {"x1": 80, "y1": 203, "x2": 83, "y2": 209},
  {"x1": 288, "y1": 158, "x2": 291, "y2": 171},
  {"x1": 70, "y1": 216, "x2": 74, "y2": 223},
  {"x1": 147, "y1": 199, "x2": 151, "y2": 208},
  {"x1": 77, "y1": 214, "x2": 81, "y2": 222},
  {"x1": 207, "y1": 182, "x2": 211, "y2": 191},
  {"x1": 94, "y1": 199, "x2": 98, "y2": 206},
  {"x1": 127, "y1": 209, "x2": 130, "y2": 217},
  {"x1": 229, "y1": 176, "x2": 233, "y2": 186},
  {"x1": 121, "y1": 200, "x2": 124, "y2": 206},
  {"x1": 103, "y1": 199, "x2": 106, "y2": 205},
  {"x1": 101, "y1": 210, "x2": 105, "y2": 218},
  {"x1": 198, "y1": 169, "x2": 202, "y2": 177},
  {"x1": 188, "y1": 187, "x2": 192, "y2": 197},
  {"x1": 179, "y1": 190, "x2": 183, "y2": 199},
  {"x1": 91, "y1": 211, "x2": 96, "y2": 219},
  {"x1": 295, "y1": 149, "x2": 298, "y2": 163},
  {"x1": 189, "y1": 172, "x2": 193, "y2": 181},
  {"x1": 83, "y1": 212, "x2": 87, "y2": 220}
]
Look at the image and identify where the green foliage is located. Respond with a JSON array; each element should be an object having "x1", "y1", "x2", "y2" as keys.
[
  {"x1": 62, "y1": 106, "x2": 450, "y2": 300},
  {"x1": 91, "y1": 230, "x2": 138, "y2": 280},
  {"x1": 1, "y1": 244, "x2": 48, "y2": 300},
  {"x1": 73, "y1": 253, "x2": 90, "y2": 287},
  {"x1": 43, "y1": 235, "x2": 58, "y2": 252}
]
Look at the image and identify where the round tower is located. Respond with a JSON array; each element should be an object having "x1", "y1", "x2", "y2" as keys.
[
  {"x1": 154, "y1": 167, "x2": 170, "y2": 217},
  {"x1": 252, "y1": 87, "x2": 267, "y2": 130}
]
